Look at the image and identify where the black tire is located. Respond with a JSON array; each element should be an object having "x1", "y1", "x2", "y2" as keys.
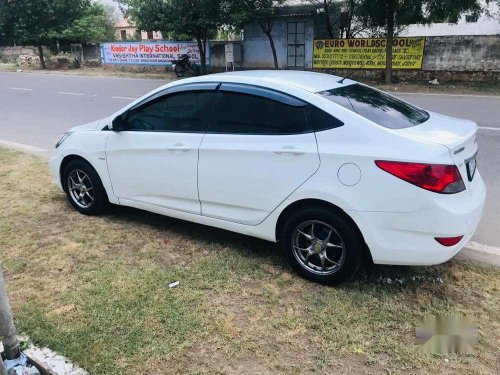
[
  {"x1": 62, "y1": 159, "x2": 108, "y2": 215},
  {"x1": 174, "y1": 65, "x2": 185, "y2": 78},
  {"x1": 280, "y1": 207, "x2": 363, "y2": 285},
  {"x1": 191, "y1": 64, "x2": 200, "y2": 76}
]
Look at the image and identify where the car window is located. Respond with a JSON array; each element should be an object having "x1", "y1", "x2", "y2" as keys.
[
  {"x1": 216, "y1": 92, "x2": 309, "y2": 135},
  {"x1": 309, "y1": 105, "x2": 343, "y2": 132},
  {"x1": 318, "y1": 84, "x2": 429, "y2": 129},
  {"x1": 125, "y1": 91, "x2": 214, "y2": 132}
]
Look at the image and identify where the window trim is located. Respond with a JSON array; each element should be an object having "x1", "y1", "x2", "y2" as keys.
[
  {"x1": 219, "y1": 83, "x2": 307, "y2": 107},
  {"x1": 129, "y1": 82, "x2": 220, "y2": 112},
  {"x1": 211, "y1": 90, "x2": 312, "y2": 136},
  {"x1": 123, "y1": 88, "x2": 218, "y2": 133}
]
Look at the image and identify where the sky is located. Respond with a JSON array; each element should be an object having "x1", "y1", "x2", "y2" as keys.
[{"x1": 99, "y1": 0, "x2": 121, "y2": 14}]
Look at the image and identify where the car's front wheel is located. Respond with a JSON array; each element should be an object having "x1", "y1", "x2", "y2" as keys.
[
  {"x1": 280, "y1": 207, "x2": 363, "y2": 285},
  {"x1": 63, "y1": 159, "x2": 107, "y2": 215}
]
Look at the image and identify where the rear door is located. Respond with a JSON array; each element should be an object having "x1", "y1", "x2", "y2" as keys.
[{"x1": 198, "y1": 84, "x2": 320, "y2": 225}]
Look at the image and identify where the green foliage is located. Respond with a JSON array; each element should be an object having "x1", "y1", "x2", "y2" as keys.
[
  {"x1": 60, "y1": 2, "x2": 117, "y2": 42},
  {"x1": 227, "y1": 0, "x2": 286, "y2": 68},
  {"x1": 228, "y1": 0, "x2": 285, "y2": 31},
  {"x1": 356, "y1": 0, "x2": 484, "y2": 33},
  {"x1": 0, "y1": 0, "x2": 89, "y2": 45},
  {"x1": 167, "y1": 0, "x2": 223, "y2": 41},
  {"x1": 0, "y1": 0, "x2": 115, "y2": 45},
  {"x1": 118, "y1": 0, "x2": 171, "y2": 35},
  {"x1": 355, "y1": 0, "x2": 484, "y2": 83},
  {"x1": 122, "y1": 0, "x2": 225, "y2": 73}
]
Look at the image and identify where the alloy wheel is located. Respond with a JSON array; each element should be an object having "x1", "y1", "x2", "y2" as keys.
[
  {"x1": 291, "y1": 220, "x2": 346, "y2": 275},
  {"x1": 67, "y1": 169, "x2": 95, "y2": 209}
]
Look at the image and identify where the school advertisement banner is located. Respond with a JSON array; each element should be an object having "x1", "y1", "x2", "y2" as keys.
[
  {"x1": 101, "y1": 41, "x2": 208, "y2": 66},
  {"x1": 313, "y1": 37, "x2": 425, "y2": 69}
]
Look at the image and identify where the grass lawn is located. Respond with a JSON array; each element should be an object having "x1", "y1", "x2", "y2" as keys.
[{"x1": 0, "y1": 147, "x2": 499, "y2": 374}]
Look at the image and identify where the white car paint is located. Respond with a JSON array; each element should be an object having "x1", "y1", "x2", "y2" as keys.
[{"x1": 49, "y1": 70, "x2": 486, "y2": 266}]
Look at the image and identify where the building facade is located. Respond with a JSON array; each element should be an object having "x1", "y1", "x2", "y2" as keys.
[
  {"x1": 241, "y1": 5, "x2": 317, "y2": 69},
  {"x1": 115, "y1": 18, "x2": 163, "y2": 41}
]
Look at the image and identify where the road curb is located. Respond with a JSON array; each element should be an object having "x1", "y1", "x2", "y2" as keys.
[
  {"x1": 0, "y1": 139, "x2": 49, "y2": 158},
  {"x1": 458, "y1": 247, "x2": 500, "y2": 267}
]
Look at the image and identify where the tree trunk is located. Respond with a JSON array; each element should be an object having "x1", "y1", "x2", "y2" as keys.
[
  {"x1": 37, "y1": 43, "x2": 46, "y2": 69},
  {"x1": 196, "y1": 37, "x2": 206, "y2": 75},
  {"x1": 265, "y1": 31, "x2": 279, "y2": 69},
  {"x1": 259, "y1": 21, "x2": 278, "y2": 69},
  {"x1": 385, "y1": 0, "x2": 395, "y2": 84},
  {"x1": 0, "y1": 267, "x2": 20, "y2": 360},
  {"x1": 323, "y1": 0, "x2": 335, "y2": 38}
]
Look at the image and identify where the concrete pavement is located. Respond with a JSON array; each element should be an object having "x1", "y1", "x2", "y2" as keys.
[{"x1": 0, "y1": 71, "x2": 499, "y2": 263}]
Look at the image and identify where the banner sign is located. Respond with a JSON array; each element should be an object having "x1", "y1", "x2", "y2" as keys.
[
  {"x1": 313, "y1": 37, "x2": 425, "y2": 69},
  {"x1": 101, "y1": 41, "x2": 209, "y2": 66}
]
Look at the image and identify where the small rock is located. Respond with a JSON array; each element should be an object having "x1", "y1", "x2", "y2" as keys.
[{"x1": 168, "y1": 281, "x2": 180, "y2": 288}]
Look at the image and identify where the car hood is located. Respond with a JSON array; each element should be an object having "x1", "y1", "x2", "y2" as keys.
[{"x1": 68, "y1": 119, "x2": 103, "y2": 132}]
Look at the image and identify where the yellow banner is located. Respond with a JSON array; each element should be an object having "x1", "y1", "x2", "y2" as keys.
[{"x1": 313, "y1": 37, "x2": 425, "y2": 69}]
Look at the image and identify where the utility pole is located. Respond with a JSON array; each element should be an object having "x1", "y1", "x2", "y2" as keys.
[{"x1": 0, "y1": 266, "x2": 20, "y2": 364}]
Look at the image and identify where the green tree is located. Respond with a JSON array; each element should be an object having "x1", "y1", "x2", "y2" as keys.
[
  {"x1": 308, "y1": 0, "x2": 340, "y2": 38},
  {"x1": 122, "y1": 0, "x2": 223, "y2": 74},
  {"x1": 228, "y1": 0, "x2": 286, "y2": 69},
  {"x1": 60, "y1": 2, "x2": 117, "y2": 43},
  {"x1": 357, "y1": 0, "x2": 483, "y2": 83},
  {"x1": 0, "y1": 0, "x2": 89, "y2": 68}
]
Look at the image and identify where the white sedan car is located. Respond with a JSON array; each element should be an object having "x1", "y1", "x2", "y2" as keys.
[{"x1": 49, "y1": 71, "x2": 485, "y2": 285}]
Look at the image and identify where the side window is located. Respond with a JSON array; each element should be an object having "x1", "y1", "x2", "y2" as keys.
[
  {"x1": 216, "y1": 92, "x2": 309, "y2": 135},
  {"x1": 309, "y1": 105, "x2": 344, "y2": 132},
  {"x1": 126, "y1": 91, "x2": 214, "y2": 132}
]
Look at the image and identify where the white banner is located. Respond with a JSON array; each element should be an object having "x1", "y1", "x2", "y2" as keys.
[{"x1": 101, "y1": 41, "x2": 209, "y2": 66}]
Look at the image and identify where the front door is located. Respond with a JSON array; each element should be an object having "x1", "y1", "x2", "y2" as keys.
[
  {"x1": 198, "y1": 84, "x2": 320, "y2": 225},
  {"x1": 106, "y1": 89, "x2": 216, "y2": 214},
  {"x1": 287, "y1": 21, "x2": 305, "y2": 68}
]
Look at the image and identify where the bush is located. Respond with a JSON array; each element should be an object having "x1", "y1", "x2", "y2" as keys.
[
  {"x1": 17, "y1": 53, "x2": 40, "y2": 67},
  {"x1": 46, "y1": 52, "x2": 81, "y2": 69}
]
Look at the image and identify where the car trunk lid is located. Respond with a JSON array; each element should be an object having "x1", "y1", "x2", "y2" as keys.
[{"x1": 397, "y1": 111, "x2": 478, "y2": 188}]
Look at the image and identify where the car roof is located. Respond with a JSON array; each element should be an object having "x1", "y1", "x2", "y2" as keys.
[{"x1": 179, "y1": 70, "x2": 357, "y2": 93}]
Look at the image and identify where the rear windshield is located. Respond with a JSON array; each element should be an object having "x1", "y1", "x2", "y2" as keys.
[{"x1": 318, "y1": 84, "x2": 429, "y2": 129}]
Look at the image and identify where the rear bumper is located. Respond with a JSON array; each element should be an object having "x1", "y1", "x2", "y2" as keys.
[{"x1": 349, "y1": 174, "x2": 486, "y2": 265}]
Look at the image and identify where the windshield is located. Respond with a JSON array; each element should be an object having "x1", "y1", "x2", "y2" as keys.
[{"x1": 318, "y1": 84, "x2": 429, "y2": 129}]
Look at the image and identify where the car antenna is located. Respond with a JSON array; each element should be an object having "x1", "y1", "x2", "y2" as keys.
[{"x1": 337, "y1": 50, "x2": 386, "y2": 84}]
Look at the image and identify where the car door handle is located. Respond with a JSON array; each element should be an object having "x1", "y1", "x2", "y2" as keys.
[
  {"x1": 273, "y1": 147, "x2": 306, "y2": 156},
  {"x1": 167, "y1": 144, "x2": 191, "y2": 152}
]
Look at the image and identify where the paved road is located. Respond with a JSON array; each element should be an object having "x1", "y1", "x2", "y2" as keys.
[{"x1": 0, "y1": 71, "x2": 499, "y2": 250}]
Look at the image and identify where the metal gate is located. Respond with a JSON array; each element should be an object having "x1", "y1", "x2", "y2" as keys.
[{"x1": 287, "y1": 21, "x2": 305, "y2": 68}]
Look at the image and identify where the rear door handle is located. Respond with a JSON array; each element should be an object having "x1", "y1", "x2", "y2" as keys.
[
  {"x1": 273, "y1": 147, "x2": 306, "y2": 156},
  {"x1": 167, "y1": 143, "x2": 191, "y2": 152}
]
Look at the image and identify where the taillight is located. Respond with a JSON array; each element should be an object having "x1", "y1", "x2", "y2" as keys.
[{"x1": 375, "y1": 160, "x2": 465, "y2": 194}]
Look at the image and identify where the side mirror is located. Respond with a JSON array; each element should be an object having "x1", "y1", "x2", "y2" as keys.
[{"x1": 111, "y1": 113, "x2": 127, "y2": 132}]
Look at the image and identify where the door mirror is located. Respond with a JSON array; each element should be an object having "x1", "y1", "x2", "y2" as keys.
[{"x1": 112, "y1": 113, "x2": 127, "y2": 132}]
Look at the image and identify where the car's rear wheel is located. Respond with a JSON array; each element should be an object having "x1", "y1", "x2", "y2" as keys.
[
  {"x1": 280, "y1": 207, "x2": 363, "y2": 285},
  {"x1": 63, "y1": 159, "x2": 107, "y2": 215}
]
